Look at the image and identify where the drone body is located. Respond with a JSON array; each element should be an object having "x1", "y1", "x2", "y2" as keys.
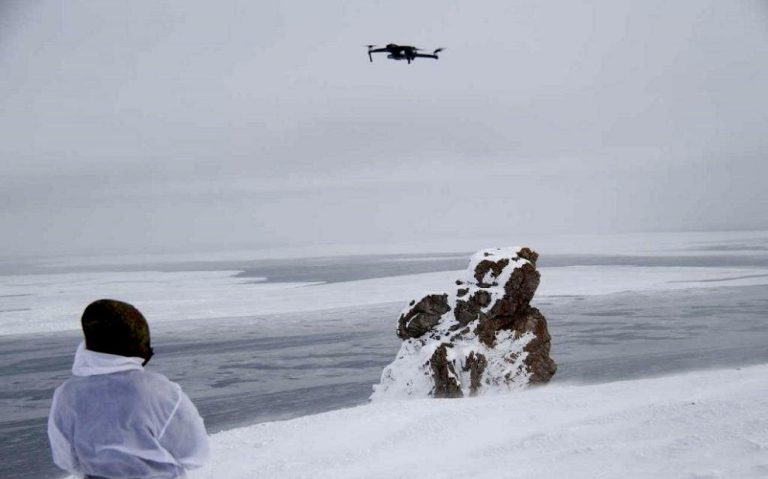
[{"x1": 367, "y1": 44, "x2": 444, "y2": 64}]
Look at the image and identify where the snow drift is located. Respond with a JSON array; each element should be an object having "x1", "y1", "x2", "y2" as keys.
[{"x1": 188, "y1": 364, "x2": 768, "y2": 479}]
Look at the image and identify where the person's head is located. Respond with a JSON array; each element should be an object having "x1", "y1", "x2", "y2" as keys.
[{"x1": 81, "y1": 299, "x2": 154, "y2": 365}]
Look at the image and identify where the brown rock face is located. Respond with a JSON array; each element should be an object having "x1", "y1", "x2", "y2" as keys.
[
  {"x1": 397, "y1": 294, "x2": 451, "y2": 339},
  {"x1": 429, "y1": 344, "x2": 463, "y2": 398},
  {"x1": 511, "y1": 306, "x2": 557, "y2": 384},
  {"x1": 372, "y1": 247, "x2": 556, "y2": 400},
  {"x1": 464, "y1": 351, "x2": 488, "y2": 395}
]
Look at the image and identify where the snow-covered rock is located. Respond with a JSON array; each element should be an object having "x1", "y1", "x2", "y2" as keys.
[{"x1": 371, "y1": 247, "x2": 556, "y2": 400}]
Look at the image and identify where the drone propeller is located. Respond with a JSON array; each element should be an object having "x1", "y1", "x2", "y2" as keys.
[
  {"x1": 366, "y1": 44, "x2": 379, "y2": 49},
  {"x1": 413, "y1": 47, "x2": 445, "y2": 54}
]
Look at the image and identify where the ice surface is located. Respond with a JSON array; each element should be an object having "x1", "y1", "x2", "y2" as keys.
[
  {"x1": 10, "y1": 284, "x2": 768, "y2": 479},
  {"x1": 4, "y1": 230, "x2": 768, "y2": 337},
  {"x1": 536, "y1": 265, "x2": 768, "y2": 296},
  {"x1": 4, "y1": 263, "x2": 768, "y2": 336},
  {"x1": 24, "y1": 229, "x2": 768, "y2": 269},
  {"x1": 7, "y1": 231, "x2": 768, "y2": 479},
  {"x1": 180, "y1": 364, "x2": 768, "y2": 479}
]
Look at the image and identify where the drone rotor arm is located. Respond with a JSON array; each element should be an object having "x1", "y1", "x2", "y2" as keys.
[{"x1": 366, "y1": 47, "x2": 388, "y2": 63}]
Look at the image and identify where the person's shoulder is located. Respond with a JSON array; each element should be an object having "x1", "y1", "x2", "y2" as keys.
[
  {"x1": 140, "y1": 369, "x2": 183, "y2": 393},
  {"x1": 54, "y1": 375, "x2": 85, "y2": 396},
  {"x1": 51, "y1": 375, "x2": 92, "y2": 408}
]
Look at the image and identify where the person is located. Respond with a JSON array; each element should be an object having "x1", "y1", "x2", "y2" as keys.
[{"x1": 48, "y1": 299, "x2": 210, "y2": 479}]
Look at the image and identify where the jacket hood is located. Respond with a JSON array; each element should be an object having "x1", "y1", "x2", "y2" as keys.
[{"x1": 72, "y1": 341, "x2": 144, "y2": 377}]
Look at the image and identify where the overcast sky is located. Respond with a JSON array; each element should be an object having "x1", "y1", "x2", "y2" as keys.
[{"x1": 1, "y1": 0, "x2": 767, "y2": 258}]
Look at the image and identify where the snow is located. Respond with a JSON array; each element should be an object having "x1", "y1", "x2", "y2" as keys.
[
  {"x1": 3, "y1": 265, "x2": 768, "y2": 336},
  {"x1": 372, "y1": 329, "x2": 535, "y2": 401},
  {"x1": 25, "y1": 233, "x2": 768, "y2": 477},
  {"x1": 3, "y1": 230, "x2": 768, "y2": 337},
  {"x1": 186, "y1": 364, "x2": 768, "y2": 479},
  {"x1": 460, "y1": 247, "x2": 531, "y2": 311},
  {"x1": 535, "y1": 265, "x2": 768, "y2": 296}
]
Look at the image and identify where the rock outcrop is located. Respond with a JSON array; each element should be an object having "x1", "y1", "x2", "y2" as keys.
[{"x1": 371, "y1": 247, "x2": 556, "y2": 400}]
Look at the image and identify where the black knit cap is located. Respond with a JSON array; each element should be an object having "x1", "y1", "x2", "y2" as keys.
[{"x1": 81, "y1": 299, "x2": 153, "y2": 365}]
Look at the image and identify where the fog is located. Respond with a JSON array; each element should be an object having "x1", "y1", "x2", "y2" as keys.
[{"x1": 1, "y1": 0, "x2": 767, "y2": 258}]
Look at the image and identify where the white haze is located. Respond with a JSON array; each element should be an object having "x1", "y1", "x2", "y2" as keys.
[{"x1": 1, "y1": 0, "x2": 767, "y2": 258}]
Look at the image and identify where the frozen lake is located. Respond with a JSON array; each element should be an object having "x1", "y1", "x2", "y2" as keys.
[
  {"x1": 3, "y1": 286, "x2": 768, "y2": 479},
  {"x1": 2, "y1": 234, "x2": 768, "y2": 479}
]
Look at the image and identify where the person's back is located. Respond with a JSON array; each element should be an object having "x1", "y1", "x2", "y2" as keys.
[{"x1": 48, "y1": 299, "x2": 209, "y2": 479}]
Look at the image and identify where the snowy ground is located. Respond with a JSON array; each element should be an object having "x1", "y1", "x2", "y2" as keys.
[{"x1": 189, "y1": 364, "x2": 768, "y2": 479}]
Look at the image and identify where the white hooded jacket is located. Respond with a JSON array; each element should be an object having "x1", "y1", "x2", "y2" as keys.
[{"x1": 48, "y1": 342, "x2": 210, "y2": 478}]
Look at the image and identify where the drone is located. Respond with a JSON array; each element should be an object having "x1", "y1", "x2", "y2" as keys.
[{"x1": 367, "y1": 44, "x2": 444, "y2": 64}]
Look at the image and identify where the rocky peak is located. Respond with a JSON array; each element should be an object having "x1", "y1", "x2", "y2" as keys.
[{"x1": 372, "y1": 247, "x2": 556, "y2": 400}]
